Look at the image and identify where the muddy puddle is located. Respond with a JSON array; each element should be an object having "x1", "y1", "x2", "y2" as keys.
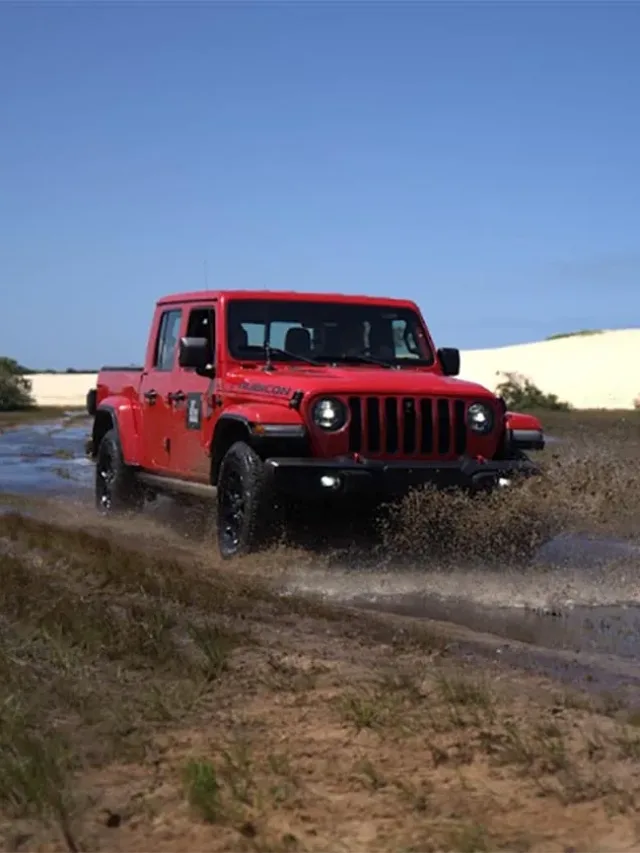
[
  {"x1": 285, "y1": 544, "x2": 640, "y2": 654},
  {"x1": 2, "y1": 419, "x2": 640, "y2": 695},
  {"x1": 285, "y1": 530, "x2": 640, "y2": 655},
  {"x1": 0, "y1": 414, "x2": 93, "y2": 498}
]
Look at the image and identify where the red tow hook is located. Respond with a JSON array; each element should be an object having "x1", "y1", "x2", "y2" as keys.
[
  {"x1": 352, "y1": 452, "x2": 363, "y2": 464},
  {"x1": 475, "y1": 454, "x2": 486, "y2": 464}
]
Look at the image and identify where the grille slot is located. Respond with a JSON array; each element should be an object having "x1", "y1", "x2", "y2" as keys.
[
  {"x1": 453, "y1": 399, "x2": 467, "y2": 455},
  {"x1": 347, "y1": 396, "x2": 468, "y2": 457},
  {"x1": 384, "y1": 397, "x2": 398, "y2": 453},
  {"x1": 437, "y1": 399, "x2": 450, "y2": 454},
  {"x1": 402, "y1": 397, "x2": 416, "y2": 454},
  {"x1": 366, "y1": 397, "x2": 380, "y2": 452},
  {"x1": 347, "y1": 396, "x2": 362, "y2": 452},
  {"x1": 420, "y1": 398, "x2": 433, "y2": 453}
]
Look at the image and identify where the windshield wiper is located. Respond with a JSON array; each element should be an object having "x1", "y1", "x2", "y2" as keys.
[
  {"x1": 264, "y1": 345, "x2": 324, "y2": 367},
  {"x1": 337, "y1": 352, "x2": 396, "y2": 369}
]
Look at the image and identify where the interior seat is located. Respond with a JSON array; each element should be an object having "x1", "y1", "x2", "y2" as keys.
[{"x1": 285, "y1": 327, "x2": 312, "y2": 357}]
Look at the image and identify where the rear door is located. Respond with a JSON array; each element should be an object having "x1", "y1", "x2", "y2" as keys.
[
  {"x1": 138, "y1": 307, "x2": 183, "y2": 472},
  {"x1": 168, "y1": 302, "x2": 218, "y2": 481}
]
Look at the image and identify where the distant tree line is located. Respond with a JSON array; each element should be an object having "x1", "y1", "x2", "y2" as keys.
[{"x1": 25, "y1": 367, "x2": 101, "y2": 374}]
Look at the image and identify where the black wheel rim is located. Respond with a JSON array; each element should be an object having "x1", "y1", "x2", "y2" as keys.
[
  {"x1": 219, "y1": 467, "x2": 245, "y2": 553},
  {"x1": 96, "y1": 450, "x2": 115, "y2": 512}
]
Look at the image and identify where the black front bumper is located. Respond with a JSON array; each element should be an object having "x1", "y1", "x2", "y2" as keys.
[{"x1": 265, "y1": 455, "x2": 540, "y2": 500}]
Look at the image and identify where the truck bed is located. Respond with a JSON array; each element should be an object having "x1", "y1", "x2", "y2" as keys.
[{"x1": 96, "y1": 366, "x2": 144, "y2": 407}]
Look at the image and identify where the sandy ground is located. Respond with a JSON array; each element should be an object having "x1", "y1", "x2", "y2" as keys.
[
  {"x1": 3, "y1": 503, "x2": 640, "y2": 853},
  {"x1": 28, "y1": 328, "x2": 640, "y2": 409},
  {"x1": 3, "y1": 411, "x2": 640, "y2": 849}
]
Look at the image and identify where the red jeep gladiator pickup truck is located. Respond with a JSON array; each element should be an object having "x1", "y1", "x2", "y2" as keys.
[{"x1": 85, "y1": 289, "x2": 544, "y2": 559}]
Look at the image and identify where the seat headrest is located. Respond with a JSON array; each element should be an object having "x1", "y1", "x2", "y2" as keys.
[
  {"x1": 285, "y1": 327, "x2": 311, "y2": 354},
  {"x1": 232, "y1": 326, "x2": 248, "y2": 349}
]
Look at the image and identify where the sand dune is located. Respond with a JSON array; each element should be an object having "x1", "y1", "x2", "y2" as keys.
[
  {"x1": 28, "y1": 328, "x2": 640, "y2": 410},
  {"x1": 458, "y1": 328, "x2": 640, "y2": 410}
]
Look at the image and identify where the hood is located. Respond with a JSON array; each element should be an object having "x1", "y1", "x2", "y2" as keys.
[{"x1": 225, "y1": 364, "x2": 496, "y2": 401}]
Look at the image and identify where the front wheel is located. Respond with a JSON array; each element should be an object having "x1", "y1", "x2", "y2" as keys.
[
  {"x1": 95, "y1": 428, "x2": 144, "y2": 515},
  {"x1": 216, "y1": 441, "x2": 277, "y2": 559}
]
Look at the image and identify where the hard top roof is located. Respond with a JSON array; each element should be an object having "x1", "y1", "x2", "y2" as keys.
[{"x1": 156, "y1": 289, "x2": 419, "y2": 310}]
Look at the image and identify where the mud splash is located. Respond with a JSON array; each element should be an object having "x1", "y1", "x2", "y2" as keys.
[{"x1": 280, "y1": 439, "x2": 640, "y2": 666}]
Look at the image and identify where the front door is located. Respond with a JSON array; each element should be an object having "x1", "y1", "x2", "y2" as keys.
[
  {"x1": 139, "y1": 307, "x2": 183, "y2": 472},
  {"x1": 168, "y1": 303, "x2": 218, "y2": 482}
]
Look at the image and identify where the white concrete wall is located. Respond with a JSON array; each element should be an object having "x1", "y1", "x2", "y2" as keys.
[
  {"x1": 27, "y1": 328, "x2": 640, "y2": 410},
  {"x1": 29, "y1": 373, "x2": 98, "y2": 408}
]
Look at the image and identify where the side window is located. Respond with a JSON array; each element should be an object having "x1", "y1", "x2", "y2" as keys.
[
  {"x1": 154, "y1": 309, "x2": 182, "y2": 370},
  {"x1": 186, "y1": 307, "x2": 216, "y2": 365},
  {"x1": 392, "y1": 319, "x2": 421, "y2": 360}
]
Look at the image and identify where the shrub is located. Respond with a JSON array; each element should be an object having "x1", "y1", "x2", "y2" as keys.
[
  {"x1": 495, "y1": 371, "x2": 571, "y2": 411},
  {"x1": 0, "y1": 357, "x2": 35, "y2": 411},
  {"x1": 545, "y1": 329, "x2": 603, "y2": 341}
]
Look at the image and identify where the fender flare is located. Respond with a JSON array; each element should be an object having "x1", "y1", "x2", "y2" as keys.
[
  {"x1": 504, "y1": 410, "x2": 545, "y2": 451},
  {"x1": 92, "y1": 396, "x2": 142, "y2": 466},
  {"x1": 219, "y1": 403, "x2": 308, "y2": 428},
  {"x1": 210, "y1": 404, "x2": 308, "y2": 483},
  {"x1": 505, "y1": 411, "x2": 543, "y2": 432}
]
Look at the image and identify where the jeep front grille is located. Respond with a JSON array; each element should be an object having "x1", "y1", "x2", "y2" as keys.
[{"x1": 347, "y1": 396, "x2": 467, "y2": 457}]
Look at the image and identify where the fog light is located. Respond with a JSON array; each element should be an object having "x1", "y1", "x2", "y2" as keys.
[
  {"x1": 320, "y1": 474, "x2": 341, "y2": 490},
  {"x1": 498, "y1": 477, "x2": 511, "y2": 488}
]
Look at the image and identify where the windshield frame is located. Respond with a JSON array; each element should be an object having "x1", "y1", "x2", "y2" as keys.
[{"x1": 225, "y1": 297, "x2": 436, "y2": 367}]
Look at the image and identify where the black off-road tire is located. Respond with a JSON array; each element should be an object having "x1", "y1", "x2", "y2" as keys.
[
  {"x1": 216, "y1": 440, "x2": 276, "y2": 559},
  {"x1": 95, "y1": 428, "x2": 144, "y2": 515}
]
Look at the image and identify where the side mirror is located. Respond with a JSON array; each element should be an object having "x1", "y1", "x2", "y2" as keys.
[
  {"x1": 179, "y1": 337, "x2": 214, "y2": 376},
  {"x1": 437, "y1": 347, "x2": 460, "y2": 377}
]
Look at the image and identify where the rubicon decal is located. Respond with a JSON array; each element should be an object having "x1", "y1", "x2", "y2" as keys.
[{"x1": 238, "y1": 380, "x2": 293, "y2": 397}]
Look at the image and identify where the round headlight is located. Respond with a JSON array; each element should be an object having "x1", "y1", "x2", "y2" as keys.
[
  {"x1": 467, "y1": 402, "x2": 494, "y2": 435},
  {"x1": 312, "y1": 397, "x2": 347, "y2": 431}
]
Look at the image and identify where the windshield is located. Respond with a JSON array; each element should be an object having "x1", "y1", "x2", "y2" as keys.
[{"x1": 226, "y1": 299, "x2": 434, "y2": 366}]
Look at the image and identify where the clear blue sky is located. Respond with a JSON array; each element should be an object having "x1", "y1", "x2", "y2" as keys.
[{"x1": 1, "y1": 0, "x2": 638, "y2": 370}]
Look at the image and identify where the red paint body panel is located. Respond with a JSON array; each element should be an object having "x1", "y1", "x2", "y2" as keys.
[
  {"x1": 95, "y1": 392, "x2": 143, "y2": 465},
  {"x1": 96, "y1": 371, "x2": 141, "y2": 409},
  {"x1": 505, "y1": 411, "x2": 543, "y2": 432},
  {"x1": 91, "y1": 289, "x2": 545, "y2": 476}
]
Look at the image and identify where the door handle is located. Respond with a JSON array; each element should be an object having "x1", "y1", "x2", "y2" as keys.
[
  {"x1": 144, "y1": 389, "x2": 158, "y2": 403},
  {"x1": 167, "y1": 390, "x2": 187, "y2": 404}
]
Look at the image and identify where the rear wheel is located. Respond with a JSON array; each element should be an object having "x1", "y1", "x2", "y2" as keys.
[
  {"x1": 216, "y1": 441, "x2": 276, "y2": 559},
  {"x1": 95, "y1": 428, "x2": 144, "y2": 515}
]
